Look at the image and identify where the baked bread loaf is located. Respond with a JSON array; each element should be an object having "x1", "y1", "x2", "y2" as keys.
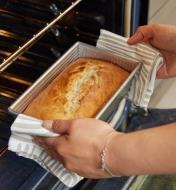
[{"x1": 24, "y1": 58, "x2": 129, "y2": 120}]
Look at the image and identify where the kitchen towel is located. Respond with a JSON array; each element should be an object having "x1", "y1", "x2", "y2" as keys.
[
  {"x1": 8, "y1": 98, "x2": 126, "y2": 187},
  {"x1": 97, "y1": 29, "x2": 164, "y2": 108},
  {"x1": 8, "y1": 114, "x2": 83, "y2": 188},
  {"x1": 8, "y1": 30, "x2": 164, "y2": 187}
]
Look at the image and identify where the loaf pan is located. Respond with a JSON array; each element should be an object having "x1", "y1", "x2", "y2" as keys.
[{"x1": 9, "y1": 42, "x2": 140, "y2": 122}]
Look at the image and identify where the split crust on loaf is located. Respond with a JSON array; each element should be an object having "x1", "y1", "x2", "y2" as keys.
[{"x1": 24, "y1": 58, "x2": 129, "y2": 120}]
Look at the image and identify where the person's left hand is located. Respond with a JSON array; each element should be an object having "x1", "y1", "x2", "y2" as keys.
[{"x1": 33, "y1": 118, "x2": 119, "y2": 178}]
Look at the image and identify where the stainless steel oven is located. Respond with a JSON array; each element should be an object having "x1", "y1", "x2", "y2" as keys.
[{"x1": 0, "y1": 1, "x2": 150, "y2": 189}]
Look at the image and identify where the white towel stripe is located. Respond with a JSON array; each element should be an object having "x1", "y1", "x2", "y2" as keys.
[{"x1": 97, "y1": 30, "x2": 163, "y2": 108}]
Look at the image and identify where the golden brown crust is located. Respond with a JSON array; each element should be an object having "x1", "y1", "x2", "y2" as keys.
[{"x1": 24, "y1": 58, "x2": 129, "y2": 120}]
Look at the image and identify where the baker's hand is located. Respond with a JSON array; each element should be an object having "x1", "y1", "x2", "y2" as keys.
[
  {"x1": 34, "y1": 118, "x2": 119, "y2": 178},
  {"x1": 128, "y1": 24, "x2": 176, "y2": 79}
]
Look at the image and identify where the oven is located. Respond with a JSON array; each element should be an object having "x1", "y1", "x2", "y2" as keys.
[{"x1": 0, "y1": 0, "x2": 150, "y2": 189}]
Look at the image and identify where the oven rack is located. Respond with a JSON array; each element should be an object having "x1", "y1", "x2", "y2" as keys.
[{"x1": 0, "y1": 0, "x2": 82, "y2": 72}]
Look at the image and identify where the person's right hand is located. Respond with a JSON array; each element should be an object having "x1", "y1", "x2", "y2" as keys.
[{"x1": 127, "y1": 24, "x2": 176, "y2": 79}]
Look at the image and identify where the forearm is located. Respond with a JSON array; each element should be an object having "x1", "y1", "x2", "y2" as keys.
[{"x1": 106, "y1": 123, "x2": 176, "y2": 176}]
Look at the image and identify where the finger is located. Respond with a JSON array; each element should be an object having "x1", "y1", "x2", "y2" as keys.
[
  {"x1": 33, "y1": 136, "x2": 57, "y2": 148},
  {"x1": 43, "y1": 120, "x2": 72, "y2": 134},
  {"x1": 127, "y1": 25, "x2": 154, "y2": 45},
  {"x1": 33, "y1": 136, "x2": 66, "y2": 160},
  {"x1": 156, "y1": 64, "x2": 168, "y2": 79},
  {"x1": 34, "y1": 136, "x2": 68, "y2": 158},
  {"x1": 34, "y1": 139, "x2": 63, "y2": 161},
  {"x1": 45, "y1": 147, "x2": 63, "y2": 161},
  {"x1": 127, "y1": 31, "x2": 144, "y2": 45}
]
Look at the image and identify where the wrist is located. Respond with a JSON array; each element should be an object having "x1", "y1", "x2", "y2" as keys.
[
  {"x1": 106, "y1": 132, "x2": 140, "y2": 176},
  {"x1": 105, "y1": 131, "x2": 152, "y2": 176},
  {"x1": 100, "y1": 131, "x2": 124, "y2": 177}
]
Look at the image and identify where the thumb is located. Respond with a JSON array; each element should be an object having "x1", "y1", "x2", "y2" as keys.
[
  {"x1": 127, "y1": 25, "x2": 154, "y2": 45},
  {"x1": 156, "y1": 64, "x2": 168, "y2": 79},
  {"x1": 127, "y1": 31, "x2": 144, "y2": 45},
  {"x1": 42, "y1": 120, "x2": 71, "y2": 134}
]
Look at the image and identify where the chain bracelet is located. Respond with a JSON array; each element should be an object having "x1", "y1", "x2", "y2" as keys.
[{"x1": 100, "y1": 132, "x2": 117, "y2": 177}]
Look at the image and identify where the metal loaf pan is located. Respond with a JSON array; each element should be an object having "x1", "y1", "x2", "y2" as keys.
[{"x1": 9, "y1": 42, "x2": 140, "y2": 122}]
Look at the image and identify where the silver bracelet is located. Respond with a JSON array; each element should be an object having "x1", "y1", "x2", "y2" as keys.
[{"x1": 100, "y1": 133, "x2": 116, "y2": 177}]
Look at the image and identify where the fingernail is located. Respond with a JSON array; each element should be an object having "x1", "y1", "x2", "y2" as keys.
[
  {"x1": 42, "y1": 120, "x2": 53, "y2": 130},
  {"x1": 128, "y1": 31, "x2": 143, "y2": 44}
]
